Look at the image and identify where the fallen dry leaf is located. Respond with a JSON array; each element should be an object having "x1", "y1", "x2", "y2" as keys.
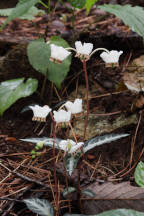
[{"x1": 82, "y1": 181, "x2": 144, "y2": 214}]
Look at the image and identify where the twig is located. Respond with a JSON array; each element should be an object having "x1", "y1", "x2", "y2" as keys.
[
  {"x1": 112, "y1": 111, "x2": 142, "y2": 178},
  {"x1": 0, "y1": 162, "x2": 51, "y2": 189},
  {"x1": 52, "y1": 122, "x2": 59, "y2": 214}
]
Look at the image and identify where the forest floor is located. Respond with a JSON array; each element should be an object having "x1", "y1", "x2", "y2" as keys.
[{"x1": 0, "y1": 1, "x2": 144, "y2": 215}]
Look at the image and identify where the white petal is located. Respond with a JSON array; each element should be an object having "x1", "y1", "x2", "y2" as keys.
[
  {"x1": 75, "y1": 41, "x2": 83, "y2": 53},
  {"x1": 58, "y1": 140, "x2": 68, "y2": 151},
  {"x1": 83, "y1": 43, "x2": 93, "y2": 55},
  {"x1": 64, "y1": 101, "x2": 73, "y2": 111},
  {"x1": 29, "y1": 105, "x2": 51, "y2": 118},
  {"x1": 58, "y1": 139, "x2": 76, "y2": 152},
  {"x1": 75, "y1": 41, "x2": 93, "y2": 55},
  {"x1": 100, "y1": 50, "x2": 123, "y2": 63},
  {"x1": 65, "y1": 98, "x2": 82, "y2": 114},
  {"x1": 53, "y1": 110, "x2": 71, "y2": 123},
  {"x1": 50, "y1": 44, "x2": 71, "y2": 61}
]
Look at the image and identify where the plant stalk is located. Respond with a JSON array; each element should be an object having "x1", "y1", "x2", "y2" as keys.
[
  {"x1": 52, "y1": 121, "x2": 59, "y2": 214},
  {"x1": 82, "y1": 60, "x2": 89, "y2": 141}
]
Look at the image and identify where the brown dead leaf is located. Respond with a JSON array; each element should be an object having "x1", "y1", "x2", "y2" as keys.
[
  {"x1": 85, "y1": 181, "x2": 144, "y2": 199},
  {"x1": 123, "y1": 71, "x2": 144, "y2": 92},
  {"x1": 5, "y1": 137, "x2": 17, "y2": 142},
  {"x1": 81, "y1": 181, "x2": 144, "y2": 214}
]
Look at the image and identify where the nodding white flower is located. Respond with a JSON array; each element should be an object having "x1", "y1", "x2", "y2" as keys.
[
  {"x1": 29, "y1": 105, "x2": 51, "y2": 122},
  {"x1": 50, "y1": 44, "x2": 71, "y2": 63},
  {"x1": 100, "y1": 50, "x2": 123, "y2": 65},
  {"x1": 64, "y1": 98, "x2": 82, "y2": 114},
  {"x1": 53, "y1": 110, "x2": 71, "y2": 124},
  {"x1": 58, "y1": 139, "x2": 84, "y2": 154},
  {"x1": 75, "y1": 41, "x2": 93, "y2": 60}
]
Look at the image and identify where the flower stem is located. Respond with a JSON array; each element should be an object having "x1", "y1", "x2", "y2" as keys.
[
  {"x1": 82, "y1": 60, "x2": 89, "y2": 141},
  {"x1": 69, "y1": 122, "x2": 78, "y2": 143},
  {"x1": 89, "y1": 48, "x2": 110, "y2": 58},
  {"x1": 52, "y1": 121, "x2": 59, "y2": 214},
  {"x1": 39, "y1": 0, "x2": 49, "y2": 9}
]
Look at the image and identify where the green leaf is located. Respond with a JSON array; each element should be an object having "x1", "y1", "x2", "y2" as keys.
[
  {"x1": 82, "y1": 189, "x2": 95, "y2": 197},
  {"x1": 67, "y1": 0, "x2": 86, "y2": 9},
  {"x1": 24, "y1": 198, "x2": 54, "y2": 216},
  {"x1": 27, "y1": 36, "x2": 71, "y2": 88},
  {"x1": 0, "y1": 8, "x2": 14, "y2": 17},
  {"x1": 64, "y1": 209, "x2": 144, "y2": 216},
  {"x1": 0, "y1": 6, "x2": 45, "y2": 20},
  {"x1": 98, "y1": 4, "x2": 144, "y2": 39},
  {"x1": 83, "y1": 133, "x2": 129, "y2": 153},
  {"x1": 85, "y1": 0, "x2": 98, "y2": 15},
  {"x1": 47, "y1": 36, "x2": 72, "y2": 88},
  {"x1": 134, "y1": 161, "x2": 144, "y2": 188},
  {"x1": 20, "y1": 137, "x2": 62, "y2": 148},
  {"x1": 65, "y1": 153, "x2": 81, "y2": 176},
  {"x1": 27, "y1": 38, "x2": 51, "y2": 74},
  {"x1": 19, "y1": 6, "x2": 45, "y2": 20},
  {"x1": 63, "y1": 187, "x2": 76, "y2": 198},
  {"x1": 1, "y1": 0, "x2": 39, "y2": 29},
  {"x1": 0, "y1": 78, "x2": 38, "y2": 115}
]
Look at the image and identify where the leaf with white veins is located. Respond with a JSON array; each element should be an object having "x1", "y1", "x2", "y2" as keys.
[
  {"x1": 20, "y1": 137, "x2": 62, "y2": 148},
  {"x1": 83, "y1": 133, "x2": 129, "y2": 153},
  {"x1": 24, "y1": 198, "x2": 54, "y2": 216}
]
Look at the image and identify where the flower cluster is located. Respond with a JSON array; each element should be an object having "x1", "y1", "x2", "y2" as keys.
[
  {"x1": 29, "y1": 100, "x2": 83, "y2": 154},
  {"x1": 49, "y1": 40, "x2": 123, "y2": 65},
  {"x1": 29, "y1": 98, "x2": 82, "y2": 125}
]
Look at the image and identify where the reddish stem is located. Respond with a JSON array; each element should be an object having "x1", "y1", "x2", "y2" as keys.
[
  {"x1": 82, "y1": 60, "x2": 89, "y2": 141},
  {"x1": 52, "y1": 120, "x2": 59, "y2": 214}
]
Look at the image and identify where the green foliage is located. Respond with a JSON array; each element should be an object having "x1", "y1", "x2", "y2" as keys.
[
  {"x1": 67, "y1": 0, "x2": 86, "y2": 9},
  {"x1": 0, "y1": 6, "x2": 45, "y2": 20},
  {"x1": 67, "y1": 0, "x2": 98, "y2": 13},
  {"x1": 98, "y1": 4, "x2": 144, "y2": 39},
  {"x1": 134, "y1": 161, "x2": 144, "y2": 188},
  {"x1": 27, "y1": 36, "x2": 72, "y2": 88},
  {"x1": 0, "y1": 8, "x2": 15, "y2": 17},
  {"x1": 27, "y1": 38, "x2": 51, "y2": 75},
  {"x1": 0, "y1": 78, "x2": 38, "y2": 115},
  {"x1": 24, "y1": 198, "x2": 54, "y2": 216},
  {"x1": 85, "y1": 0, "x2": 98, "y2": 15},
  {"x1": 64, "y1": 209, "x2": 144, "y2": 216},
  {"x1": 98, "y1": 209, "x2": 144, "y2": 216},
  {"x1": 47, "y1": 36, "x2": 72, "y2": 88},
  {"x1": 1, "y1": 0, "x2": 39, "y2": 29}
]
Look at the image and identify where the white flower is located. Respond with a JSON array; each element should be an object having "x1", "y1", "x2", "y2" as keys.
[
  {"x1": 50, "y1": 44, "x2": 71, "y2": 63},
  {"x1": 64, "y1": 98, "x2": 82, "y2": 114},
  {"x1": 29, "y1": 105, "x2": 51, "y2": 122},
  {"x1": 75, "y1": 41, "x2": 93, "y2": 56},
  {"x1": 53, "y1": 110, "x2": 71, "y2": 123},
  {"x1": 100, "y1": 50, "x2": 123, "y2": 64},
  {"x1": 58, "y1": 139, "x2": 84, "y2": 154}
]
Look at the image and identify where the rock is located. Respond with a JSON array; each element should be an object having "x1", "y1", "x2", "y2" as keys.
[{"x1": 69, "y1": 113, "x2": 137, "y2": 140}]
